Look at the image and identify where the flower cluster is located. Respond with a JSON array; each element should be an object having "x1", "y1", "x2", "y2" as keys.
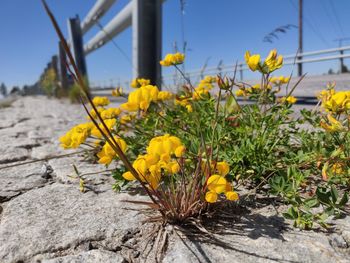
[
  {"x1": 112, "y1": 87, "x2": 123, "y2": 97},
  {"x1": 91, "y1": 118, "x2": 116, "y2": 138},
  {"x1": 205, "y1": 161, "x2": 238, "y2": 203},
  {"x1": 122, "y1": 134, "x2": 185, "y2": 189},
  {"x1": 160, "y1": 52, "x2": 185, "y2": 67},
  {"x1": 320, "y1": 114, "x2": 344, "y2": 133},
  {"x1": 131, "y1": 78, "x2": 151, "y2": 89},
  {"x1": 121, "y1": 84, "x2": 159, "y2": 112},
  {"x1": 279, "y1": 96, "x2": 297, "y2": 104},
  {"x1": 59, "y1": 122, "x2": 94, "y2": 149},
  {"x1": 193, "y1": 75, "x2": 217, "y2": 100},
  {"x1": 158, "y1": 91, "x2": 174, "y2": 101},
  {"x1": 270, "y1": 76, "x2": 290, "y2": 85},
  {"x1": 321, "y1": 90, "x2": 350, "y2": 114},
  {"x1": 173, "y1": 75, "x2": 217, "y2": 111},
  {"x1": 97, "y1": 136, "x2": 127, "y2": 165},
  {"x1": 175, "y1": 95, "x2": 193, "y2": 112},
  {"x1": 245, "y1": 49, "x2": 283, "y2": 74},
  {"x1": 92, "y1": 96, "x2": 110, "y2": 107}
]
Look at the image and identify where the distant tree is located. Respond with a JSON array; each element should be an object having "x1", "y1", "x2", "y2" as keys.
[
  {"x1": 328, "y1": 68, "x2": 335, "y2": 75},
  {"x1": 10, "y1": 86, "x2": 20, "y2": 95},
  {"x1": 0, "y1": 83, "x2": 7, "y2": 97},
  {"x1": 40, "y1": 68, "x2": 57, "y2": 97}
]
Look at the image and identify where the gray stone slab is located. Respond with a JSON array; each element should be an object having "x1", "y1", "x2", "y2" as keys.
[
  {"x1": 163, "y1": 205, "x2": 349, "y2": 263},
  {"x1": 0, "y1": 147, "x2": 29, "y2": 164},
  {"x1": 40, "y1": 250, "x2": 124, "y2": 263},
  {"x1": 0, "y1": 183, "x2": 143, "y2": 263},
  {"x1": 0, "y1": 163, "x2": 48, "y2": 201},
  {"x1": 48, "y1": 156, "x2": 116, "y2": 193}
]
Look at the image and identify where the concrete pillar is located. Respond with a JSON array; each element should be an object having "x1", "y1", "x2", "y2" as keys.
[
  {"x1": 58, "y1": 41, "x2": 69, "y2": 91},
  {"x1": 68, "y1": 15, "x2": 88, "y2": 79},
  {"x1": 132, "y1": 0, "x2": 162, "y2": 88}
]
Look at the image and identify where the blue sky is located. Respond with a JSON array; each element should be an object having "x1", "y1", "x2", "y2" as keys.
[{"x1": 1, "y1": 0, "x2": 350, "y2": 89}]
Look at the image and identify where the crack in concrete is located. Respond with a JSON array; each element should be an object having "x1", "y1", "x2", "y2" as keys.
[
  {"x1": 0, "y1": 156, "x2": 29, "y2": 165},
  {"x1": 0, "y1": 192, "x2": 22, "y2": 203},
  {"x1": 29, "y1": 236, "x2": 114, "y2": 262},
  {"x1": 15, "y1": 143, "x2": 41, "y2": 150},
  {"x1": 0, "y1": 118, "x2": 30, "y2": 131}
]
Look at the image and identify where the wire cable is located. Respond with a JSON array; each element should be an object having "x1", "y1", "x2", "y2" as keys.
[
  {"x1": 95, "y1": 19, "x2": 133, "y2": 66},
  {"x1": 321, "y1": 0, "x2": 341, "y2": 38},
  {"x1": 288, "y1": 0, "x2": 331, "y2": 47},
  {"x1": 328, "y1": 0, "x2": 345, "y2": 37}
]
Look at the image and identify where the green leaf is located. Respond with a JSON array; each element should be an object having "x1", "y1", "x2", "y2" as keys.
[
  {"x1": 304, "y1": 198, "x2": 319, "y2": 208},
  {"x1": 283, "y1": 207, "x2": 298, "y2": 220},
  {"x1": 338, "y1": 192, "x2": 349, "y2": 207},
  {"x1": 225, "y1": 95, "x2": 240, "y2": 115},
  {"x1": 316, "y1": 187, "x2": 331, "y2": 205},
  {"x1": 330, "y1": 186, "x2": 339, "y2": 203}
]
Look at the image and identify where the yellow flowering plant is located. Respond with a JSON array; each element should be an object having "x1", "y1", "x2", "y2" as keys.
[{"x1": 45, "y1": 0, "x2": 348, "y2": 231}]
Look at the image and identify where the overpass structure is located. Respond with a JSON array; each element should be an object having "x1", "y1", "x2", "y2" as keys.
[
  {"x1": 42, "y1": 0, "x2": 162, "y2": 93},
  {"x1": 39, "y1": 0, "x2": 350, "y2": 99}
]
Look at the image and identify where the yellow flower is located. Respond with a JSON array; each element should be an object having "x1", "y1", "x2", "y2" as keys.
[
  {"x1": 264, "y1": 49, "x2": 283, "y2": 72},
  {"x1": 121, "y1": 85, "x2": 159, "y2": 112},
  {"x1": 88, "y1": 107, "x2": 104, "y2": 120},
  {"x1": 122, "y1": 135, "x2": 184, "y2": 188},
  {"x1": 112, "y1": 87, "x2": 123, "y2": 97},
  {"x1": 280, "y1": 96, "x2": 297, "y2": 104},
  {"x1": 215, "y1": 161, "x2": 230, "y2": 176},
  {"x1": 186, "y1": 104, "x2": 193, "y2": 112},
  {"x1": 147, "y1": 134, "x2": 185, "y2": 158},
  {"x1": 235, "y1": 89, "x2": 246, "y2": 97},
  {"x1": 322, "y1": 90, "x2": 350, "y2": 113},
  {"x1": 331, "y1": 163, "x2": 344, "y2": 175},
  {"x1": 174, "y1": 145, "x2": 185, "y2": 157},
  {"x1": 202, "y1": 75, "x2": 217, "y2": 84},
  {"x1": 270, "y1": 76, "x2": 290, "y2": 85},
  {"x1": 120, "y1": 114, "x2": 136, "y2": 125},
  {"x1": 205, "y1": 191, "x2": 218, "y2": 203},
  {"x1": 251, "y1": 84, "x2": 261, "y2": 90},
  {"x1": 318, "y1": 88, "x2": 335, "y2": 101},
  {"x1": 160, "y1": 52, "x2": 185, "y2": 67},
  {"x1": 158, "y1": 91, "x2": 174, "y2": 101},
  {"x1": 175, "y1": 95, "x2": 193, "y2": 111},
  {"x1": 192, "y1": 75, "x2": 216, "y2": 100},
  {"x1": 91, "y1": 119, "x2": 116, "y2": 138},
  {"x1": 192, "y1": 77, "x2": 217, "y2": 100},
  {"x1": 320, "y1": 114, "x2": 344, "y2": 133},
  {"x1": 225, "y1": 191, "x2": 239, "y2": 201},
  {"x1": 245, "y1": 49, "x2": 283, "y2": 74},
  {"x1": 97, "y1": 136, "x2": 127, "y2": 165},
  {"x1": 120, "y1": 102, "x2": 139, "y2": 112},
  {"x1": 131, "y1": 78, "x2": 151, "y2": 88},
  {"x1": 122, "y1": 171, "x2": 136, "y2": 181},
  {"x1": 100, "y1": 108, "x2": 121, "y2": 119},
  {"x1": 245, "y1": 51, "x2": 261, "y2": 71},
  {"x1": 59, "y1": 123, "x2": 94, "y2": 149},
  {"x1": 92, "y1": 96, "x2": 110, "y2": 107},
  {"x1": 207, "y1": 174, "x2": 227, "y2": 194},
  {"x1": 166, "y1": 161, "x2": 180, "y2": 174}
]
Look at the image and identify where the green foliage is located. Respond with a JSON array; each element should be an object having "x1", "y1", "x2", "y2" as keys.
[{"x1": 40, "y1": 68, "x2": 57, "y2": 96}]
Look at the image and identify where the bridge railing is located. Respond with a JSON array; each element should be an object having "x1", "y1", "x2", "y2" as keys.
[{"x1": 162, "y1": 45, "x2": 350, "y2": 85}]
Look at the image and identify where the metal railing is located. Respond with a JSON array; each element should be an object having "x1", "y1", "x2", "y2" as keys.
[{"x1": 162, "y1": 45, "x2": 350, "y2": 83}]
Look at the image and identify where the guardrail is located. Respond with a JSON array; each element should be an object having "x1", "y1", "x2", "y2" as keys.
[{"x1": 162, "y1": 45, "x2": 350, "y2": 83}]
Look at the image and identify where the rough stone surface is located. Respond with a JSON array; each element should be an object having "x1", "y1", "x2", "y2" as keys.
[
  {"x1": 163, "y1": 204, "x2": 350, "y2": 263},
  {"x1": 48, "y1": 156, "x2": 116, "y2": 193},
  {"x1": 0, "y1": 96, "x2": 349, "y2": 263},
  {"x1": 40, "y1": 250, "x2": 125, "y2": 263},
  {"x1": 0, "y1": 183, "x2": 143, "y2": 262},
  {"x1": 0, "y1": 163, "x2": 49, "y2": 202}
]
